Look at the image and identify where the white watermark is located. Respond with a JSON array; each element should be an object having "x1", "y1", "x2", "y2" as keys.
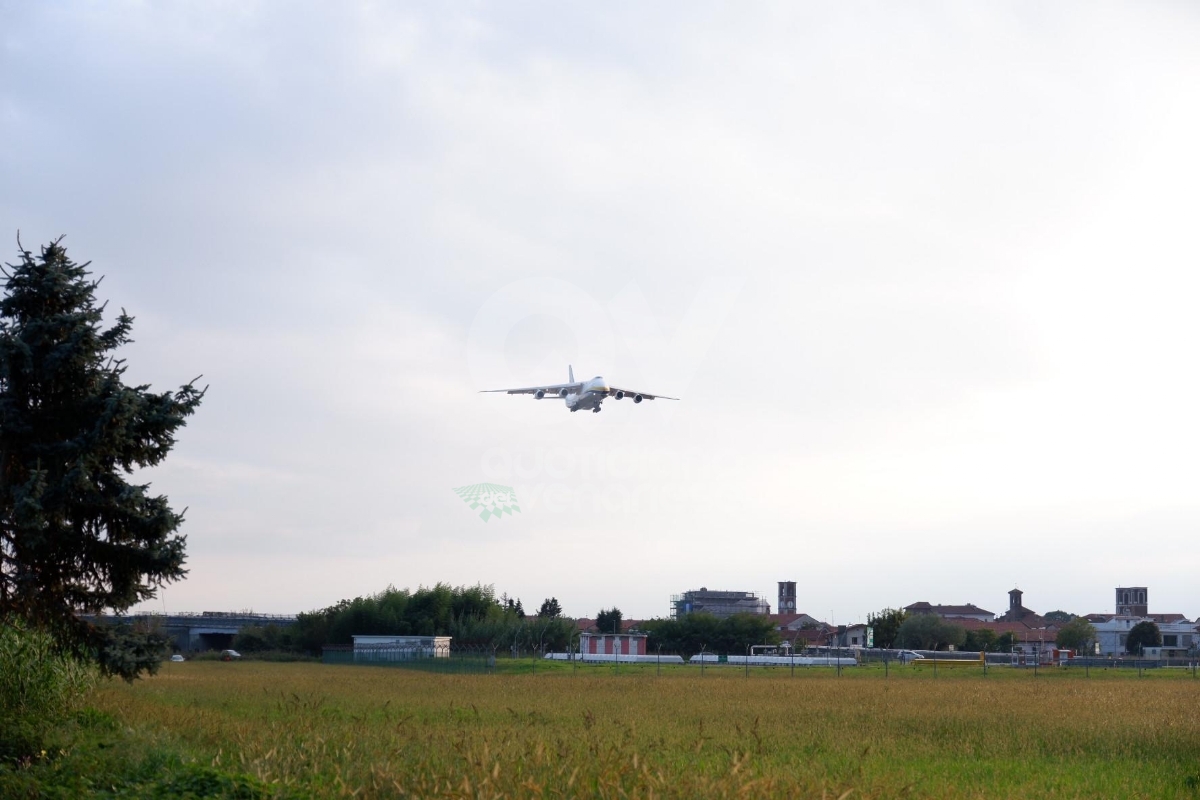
[{"x1": 451, "y1": 483, "x2": 521, "y2": 522}]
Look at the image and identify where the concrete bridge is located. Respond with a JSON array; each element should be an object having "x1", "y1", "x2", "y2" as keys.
[{"x1": 91, "y1": 611, "x2": 298, "y2": 652}]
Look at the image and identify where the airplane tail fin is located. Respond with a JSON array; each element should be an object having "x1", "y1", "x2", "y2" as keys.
[{"x1": 569, "y1": 365, "x2": 575, "y2": 384}]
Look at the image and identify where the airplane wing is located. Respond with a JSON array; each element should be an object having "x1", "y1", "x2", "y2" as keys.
[
  {"x1": 606, "y1": 386, "x2": 680, "y2": 401},
  {"x1": 480, "y1": 382, "x2": 582, "y2": 395}
]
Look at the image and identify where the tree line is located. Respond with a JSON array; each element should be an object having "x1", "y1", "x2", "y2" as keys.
[
  {"x1": 239, "y1": 595, "x2": 1149, "y2": 658},
  {"x1": 232, "y1": 588, "x2": 787, "y2": 658},
  {"x1": 234, "y1": 584, "x2": 579, "y2": 655},
  {"x1": 639, "y1": 613, "x2": 780, "y2": 657}
]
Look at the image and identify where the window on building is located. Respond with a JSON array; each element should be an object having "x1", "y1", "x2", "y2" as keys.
[
  {"x1": 1163, "y1": 635, "x2": 1177, "y2": 647},
  {"x1": 1119, "y1": 634, "x2": 1127, "y2": 645}
]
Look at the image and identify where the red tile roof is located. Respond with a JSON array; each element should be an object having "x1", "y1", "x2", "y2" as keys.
[
  {"x1": 782, "y1": 628, "x2": 832, "y2": 645},
  {"x1": 954, "y1": 618, "x2": 1058, "y2": 636}
]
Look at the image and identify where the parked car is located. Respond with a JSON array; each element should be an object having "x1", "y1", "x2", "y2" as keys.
[
  {"x1": 897, "y1": 650, "x2": 925, "y2": 664},
  {"x1": 170, "y1": 654, "x2": 185, "y2": 662},
  {"x1": 220, "y1": 649, "x2": 242, "y2": 661}
]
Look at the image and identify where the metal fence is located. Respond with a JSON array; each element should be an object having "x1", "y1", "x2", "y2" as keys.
[
  {"x1": 323, "y1": 643, "x2": 498, "y2": 674},
  {"x1": 321, "y1": 643, "x2": 1200, "y2": 678}
]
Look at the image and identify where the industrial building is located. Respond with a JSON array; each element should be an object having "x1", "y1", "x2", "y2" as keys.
[{"x1": 579, "y1": 632, "x2": 647, "y2": 657}]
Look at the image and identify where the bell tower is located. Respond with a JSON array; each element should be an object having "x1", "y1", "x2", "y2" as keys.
[
  {"x1": 1115, "y1": 587, "x2": 1148, "y2": 617},
  {"x1": 1008, "y1": 588, "x2": 1023, "y2": 614},
  {"x1": 777, "y1": 581, "x2": 797, "y2": 614}
]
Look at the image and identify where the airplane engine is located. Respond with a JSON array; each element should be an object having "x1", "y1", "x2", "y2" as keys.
[
  {"x1": 614, "y1": 391, "x2": 625, "y2": 400},
  {"x1": 534, "y1": 390, "x2": 545, "y2": 400},
  {"x1": 634, "y1": 394, "x2": 643, "y2": 403},
  {"x1": 559, "y1": 388, "x2": 569, "y2": 398}
]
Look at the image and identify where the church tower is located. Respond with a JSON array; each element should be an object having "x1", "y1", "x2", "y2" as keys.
[{"x1": 778, "y1": 581, "x2": 797, "y2": 614}]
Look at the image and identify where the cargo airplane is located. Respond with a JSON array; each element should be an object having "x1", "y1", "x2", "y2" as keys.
[{"x1": 481, "y1": 366, "x2": 678, "y2": 413}]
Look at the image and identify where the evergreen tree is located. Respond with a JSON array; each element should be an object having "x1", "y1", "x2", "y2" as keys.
[
  {"x1": 537, "y1": 597, "x2": 562, "y2": 618},
  {"x1": 596, "y1": 607, "x2": 623, "y2": 634},
  {"x1": 0, "y1": 239, "x2": 203, "y2": 680}
]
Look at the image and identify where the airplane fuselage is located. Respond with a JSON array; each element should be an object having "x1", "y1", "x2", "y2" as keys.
[{"x1": 565, "y1": 377, "x2": 610, "y2": 412}]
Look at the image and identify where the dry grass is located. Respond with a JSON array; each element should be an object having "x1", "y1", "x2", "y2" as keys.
[{"x1": 92, "y1": 661, "x2": 1200, "y2": 798}]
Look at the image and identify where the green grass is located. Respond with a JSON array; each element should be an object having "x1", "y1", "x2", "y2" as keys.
[{"x1": 5, "y1": 660, "x2": 1200, "y2": 798}]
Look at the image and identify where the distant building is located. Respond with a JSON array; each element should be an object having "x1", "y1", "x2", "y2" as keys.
[
  {"x1": 998, "y1": 588, "x2": 1046, "y2": 627},
  {"x1": 1085, "y1": 586, "x2": 1196, "y2": 657},
  {"x1": 904, "y1": 602, "x2": 994, "y2": 622},
  {"x1": 1115, "y1": 586, "x2": 1148, "y2": 617},
  {"x1": 787, "y1": 626, "x2": 833, "y2": 648},
  {"x1": 839, "y1": 624, "x2": 871, "y2": 648},
  {"x1": 580, "y1": 632, "x2": 647, "y2": 657},
  {"x1": 770, "y1": 612, "x2": 823, "y2": 632},
  {"x1": 954, "y1": 617, "x2": 1058, "y2": 648},
  {"x1": 1092, "y1": 617, "x2": 1197, "y2": 657},
  {"x1": 671, "y1": 588, "x2": 769, "y2": 619}
]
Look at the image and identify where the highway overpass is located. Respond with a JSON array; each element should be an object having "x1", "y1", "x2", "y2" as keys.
[{"x1": 90, "y1": 611, "x2": 297, "y2": 652}]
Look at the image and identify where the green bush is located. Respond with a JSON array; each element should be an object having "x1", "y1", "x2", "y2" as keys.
[{"x1": 0, "y1": 618, "x2": 97, "y2": 762}]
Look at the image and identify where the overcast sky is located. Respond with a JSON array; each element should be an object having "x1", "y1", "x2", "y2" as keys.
[{"x1": 4, "y1": 2, "x2": 1200, "y2": 623}]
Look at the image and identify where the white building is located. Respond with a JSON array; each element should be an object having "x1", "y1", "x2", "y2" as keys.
[{"x1": 1092, "y1": 617, "x2": 1196, "y2": 657}]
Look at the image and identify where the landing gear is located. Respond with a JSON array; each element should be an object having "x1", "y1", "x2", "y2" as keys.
[{"x1": 592, "y1": 406, "x2": 601, "y2": 413}]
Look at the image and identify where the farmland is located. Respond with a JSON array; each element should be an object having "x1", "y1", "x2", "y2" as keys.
[{"x1": 14, "y1": 661, "x2": 1200, "y2": 798}]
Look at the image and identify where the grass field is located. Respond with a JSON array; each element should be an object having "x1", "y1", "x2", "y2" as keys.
[{"x1": 13, "y1": 660, "x2": 1200, "y2": 798}]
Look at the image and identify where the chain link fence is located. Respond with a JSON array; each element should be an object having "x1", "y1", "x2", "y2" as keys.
[
  {"x1": 322, "y1": 643, "x2": 499, "y2": 674},
  {"x1": 321, "y1": 643, "x2": 1200, "y2": 678}
]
